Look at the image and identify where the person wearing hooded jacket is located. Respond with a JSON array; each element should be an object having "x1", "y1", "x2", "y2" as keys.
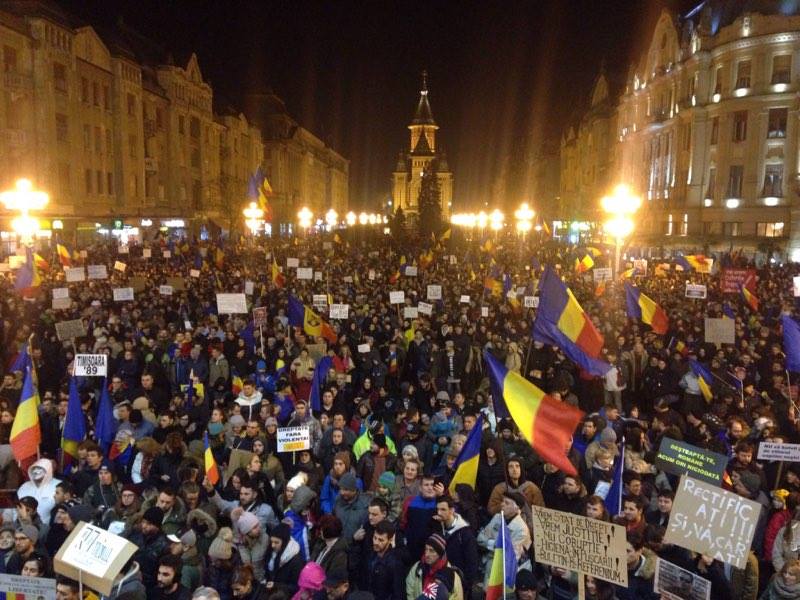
[
  {"x1": 487, "y1": 458, "x2": 544, "y2": 515},
  {"x1": 477, "y1": 492, "x2": 532, "y2": 584},
  {"x1": 435, "y1": 495, "x2": 479, "y2": 594},
  {"x1": 283, "y1": 484, "x2": 317, "y2": 560},
  {"x1": 17, "y1": 457, "x2": 60, "y2": 524},
  {"x1": 101, "y1": 556, "x2": 147, "y2": 600},
  {"x1": 231, "y1": 508, "x2": 268, "y2": 582},
  {"x1": 263, "y1": 522, "x2": 305, "y2": 596}
]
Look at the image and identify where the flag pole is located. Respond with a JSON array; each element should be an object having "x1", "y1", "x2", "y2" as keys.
[{"x1": 501, "y1": 513, "x2": 506, "y2": 600}]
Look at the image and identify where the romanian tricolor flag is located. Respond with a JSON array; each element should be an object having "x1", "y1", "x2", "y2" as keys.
[
  {"x1": 288, "y1": 295, "x2": 337, "y2": 343},
  {"x1": 448, "y1": 414, "x2": 483, "y2": 495},
  {"x1": 485, "y1": 512, "x2": 517, "y2": 600},
  {"x1": 541, "y1": 220, "x2": 551, "y2": 236},
  {"x1": 625, "y1": 283, "x2": 669, "y2": 334},
  {"x1": 57, "y1": 243, "x2": 71, "y2": 267},
  {"x1": 620, "y1": 268, "x2": 634, "y2": 279},
  {"x1": 586, "y1": 246, "x2": 602, "y2": 258},
  {"x1": 484, "y1": 276, "x2": 502, "y2": 297},
  {"x1": 485, "y1": 351, "x2": 583, "y2": 475},
  {"x1": 438, "y1": 228, "x2": 451, "y2": 242},
  {"x1": 389, "y1": 269, "x2": 401, "y2": 284},
  {"x1": 33, "y1": 253, "x2": 49, "y2": 270},
  {"x1": 272, "y1": 258, "x2": 286, "y2": 288},
  {"x1": 673, "y1": 339, "x2": 689, "y2": 357},
  {"x1": 231, "y1": 373, "x2": 243, "y2": 396},
  {"x1": 574, "y1": 254, "x2": 594, "y2": 273},
  {"x1": 247, "y1": 166, "x2": 273, "y2": 220},
  {"x1": 419, "y1": 249, "x2": 434, "y2": 270},
  {"x1": 204, "y1": 431, "x2": 220, "y2": 486},
  {"x1": 690, "y1": 359, "x2": 714, "y2": 401},
  {"x1": 61, "y1": 377, "x2": 86, "y2": 474},
  {"x1": 676, "y1": 254, "x2": 711, "y2": 272},
  {"x1": 481, "y1": 238, "x2": 494, "y2": 253},
  {"x1": 782, "y1": 315, "x2": 800, "y2": 373},
  {"x1": 740, "y1": 283, "x2": 759, "y2": 311},
  {"x1": 14, "y1": 247, "x2": 41, "y2": 297},
  {"x1": 10, "y1": 367, "x2": 41, "y2": 462},
  {"x1": 108, "y1": 430, "x2": 133, "y2": 464},
  {"x1": 214, "y1": 247, "x2": 225, "y2": 269}
]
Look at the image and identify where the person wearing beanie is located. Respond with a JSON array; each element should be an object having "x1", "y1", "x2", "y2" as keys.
[
  {"x1": 478, "y1": 491, "x2": 532, "y2": 587},
  {"x1": 333, "y1": 471, "x2": 370, "y2": 542},
  {"x1": 765, "y1": 491, "x2": 797, "y2": 563},
  {"x1": 129, "y1": 505, "x2": 168, "y2": 592},
  {"x1": 352, "y1": 416, "x2": 398, "y2": 461},
  {"x1": 405, "y1": 532, "x2": 464, "y2": 600},
  {"x1": 83, "y1": 461, "x2": 121, "y2": 510},
  {"x1": 264, "y1": 522, "x2": 305, "y2": 596},
  {"x1": 231, "y1": 506, "x2": 268, "y2": 582},
  {"x1": 4, "y1": 524, "x2": 38, "y2": 575},
  {"x1": 584, "y1": 426, "x2": 620, "y2": 471},
  {"x1": 357, "y1": 429, "x2": 398, "y2": 493},
  {"x1": 205, "y1": 527, "x2": 241, "y2": 596},
  {"x1": 282, "y1": 484, "x2": 317, "y2": 561},
  {"x1": 292, "y1": 561, "x2": 325, "y2": 600},
  {"x1": 167, "y1": 528, "x2": 202, "y2": 592},
  {"x1": 321, "y1": 451, "x2": 362, "y2": 515},
  {"x1": 732, "y1": 468, "x2": 770, "y2": 557}
]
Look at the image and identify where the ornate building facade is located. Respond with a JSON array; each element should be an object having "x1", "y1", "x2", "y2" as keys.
[{"x1": 392, "y1": 73, "x2": 453, "y2": 221}]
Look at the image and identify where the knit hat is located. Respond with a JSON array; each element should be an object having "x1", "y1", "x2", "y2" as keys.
[
  {"x1": 378, "y1": 471, "x2": 396, "y2": 488},
  {"x1": 168, "y1": 528, "x2": 197, "y2": 547},
  {"x1": 271, "y1": 522, "x2": 291, "y2": 546},
  {"x1": 121, "y1": 483, "x2": 139, "y2": 495},
  {"x1": 16, "y1": 524, "x2": 38, "y2": 544},
  {"x1": 207, "y1": 422, "x2": 224, "y2": 436},
  {"x1": 207, "y1": 527, "x2": 233, "y2": 560},
  {"x1": 286, "y1": 472, "x2": 308, "y2": 491},
  {"x1": 265, "y1": 417, "x2": 278, "y2": 428},
  {"x1": 290, "y1": 485, "x2": 317, "y2": 513},
  {"x1": 738, "y1": 471, "x2": 762, "y2": 495},
  {"x1": 425, "y1": 533, "x2": 447, "y2": 557},
  {"x1": 339, "y1": 472, "x2": 358, "y2": 491},
  {"x1": 67, "y1": 503, "x2": 94, "y2": 525},
  {"x1": 405, "y1": 422, "x2": 420, "y2": 435},
  {"x1": 773, "y1": 489, "x2": 791, "y2": 503},
  {"x1": 142, "y1": 506, "x2": 164, "y2": 527},
  {"x1": 436, "y1": 391, "x2": 450, "y2": 403},
  {"x1": 516, "y1": 569, "x2": 537, "y2": 591},
  {"x1": 334, "y1": 451, "x2": 351, "y2": 471},
  {"x1": 401, "y1": 445, "x2": 419, "y2": 459},
  {"x1": 297, "y1": 562, "x2": 326, "y2": 592},
  {"x1": 229, "y1": 415, "x2": 246, "y2": 428},
  {"x1": 600, "y1": 427, "x2": 617, "y2": 444},
  {"x1": 233, "y1": 509, "x2": 260, "y2": 536}
]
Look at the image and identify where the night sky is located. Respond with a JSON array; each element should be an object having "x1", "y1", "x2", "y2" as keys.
[{"x1": 62, "y1": 0, "x2": 698, "y2": 209}]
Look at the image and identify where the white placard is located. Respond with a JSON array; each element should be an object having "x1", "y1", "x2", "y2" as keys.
[
  {"x1": 52, "y1": 287, "x2": 69, "y2": 299},
  {"x1": 244, "y1": 280, "x2": 254, "y2": 295},
  {"x1": 118, "y1": 245, "x2": 129, "y2": 254},
  {"x1": 654, "y1": 558, "x2": 711, "y2": 600},
  {"x1": 460, "y1": 295, "x2": 470, "y2": 304},
  {"x1": 159, "y1": 285, "x2": 173, "y2": 296},
  {"x1": 0, "y1": 573, "x2": 56, "y2": 600},
  {"x1": 52, "y1": 298, "x2": 71, "y2": 310},
  {"x1": 524, "y1": 296, "x2": 540, "y2": 308},
  {"x1": 322, "y1": 241, "x2": 332, "y2": 250},
  {"x1": 593, "y1": 267, "x2": 613, "y2": 282},
  {"x1": 633, "y1": 258, "x2": 648, "y2": 275},
  {"x1": 343, "y1": 276, "x2": 353, "y2": 283},
  {"x1": 190, "y1": 269, "x2": 200, "y2": 278},
  {"x1": 142, "y1": 248, "x2": 151, "y2": 258},
  {"x1": 287, "y1": 257, "x2": 299, "y2": 268},
  {"x1": 74, "y1": 354, "x2": 108, "y2": 377},
  {"x1": 368, "y1": 269, "x2": 375, "y2": 280},
  {"x1": 404, "y1": 307, "x2": 418, "y2": 319},
  {"x1": 216, "y1": 293, "x2": 247, "y2": 314},
  {"x1": 87, "y1": 265, "x2": 107, "y2": 280},
  {"x1": 427, "y1": 285, "x2": 442, "y2": 300},
  {"x1": 276, "y1": 426, "x2": 311, "y2": 452},
  {"x1": 313, "y1": 294, "x2": 328, "y2": 306},
  {"x1": 389, "y1": 291, "x2": 405, "y2": 304},
  {"x1": 65, "y1": 267, "x2": 86, "y2": 282},
  {"x1": 794, "y1": 277, "x2": 800, "y2": 297},
  {"x1": 405, "y1": 266, "x2": 418, "y2": 277},
  {"x1": 449, "y1": 255, "x2": 457, "y2": 265},
  {"x1": 757, "y1": 441, "x2": 800, "y2": 462},
  {"x1": 162, "y1": 250, "x2": 171, "y2": 258},
  {"x1": 113, "y1": 261, "x2": 126, "y2": 272},
  {"x1": 314, "y1": 271, "x2": 323, "y2": 281},
  {"x1": 481, "y1": 306, "x2": 489, "y2": 317},
  {"x1": 357, "y1": 343, "x2": 371, "y2": 353},
  {"x1": 704, "y1": 317, "x2": 735, "y2": 345},
  {"x1": 297, "y1": 267, "x2": 313, "y2": 280},
  {"x1": 113, "y1": 287, "x2": 134, "y2": 302},
  {"x1": 79, "y1": 250, "x2": 88, "y2": 259},
  {"x1": 329, "y1": 304, "x2": 350, "y2": 319},
  {"x1": 418, "y1": 301, "x2": 433, "y2": 315},
  {"x1": 184, "y1": 320, "x2": 192, "y2": 330},
  {"x1": 685, "y1": 283, "x2": 707, "y2": 299}
]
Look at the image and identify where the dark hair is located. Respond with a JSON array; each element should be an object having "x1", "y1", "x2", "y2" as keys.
[
  {"x1": 374, "y1": 519, "x2": 396, "y2": 539},
  {"x1": 623, "y1": 471, "x2": 642, "y2": 485},
  {"x1": 318, "y1": 514, "x2": 343, "y2": 539},
  {"x1": 232, "y1": 564, "x2": 255, "y2": 588},
  {"x1": 159, "y1": 485, "x2": 177, "y2": 498},
  {"x1": 159, "y1": 554, "x2": 182, "y2": 578},
  {"x1": 623, "y1": 496, "x2": 646, "y2": 513},
  {"x1": 369, "y1": 497, "x2": 390, "y2": 515},
  {"x1": 436, "y1": 496, "x2": 456, "y2": 509},
  {"x1": 735, "y1": 440, "x2": 755, "y2": 454},
  {"x1": 55, "y1": 576, "x2": 79, "y2": 592},
  {"x1": 626, "y1": 530, "x2": 645, "y2": 550},
  {"x1": 657, "y1": 488, "x2": 675, "y2": 500}
]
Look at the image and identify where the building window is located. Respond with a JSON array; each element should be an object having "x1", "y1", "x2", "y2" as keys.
[
  {"x1": 757, "y1": 222, "x2": 785, "y2": 237},
  {"x1": 735, "y1": 60, "x2": 751, "y2": 88},
  {"x1": 190, "y1": 117, "x2": 200, "y2": 139},
  {"x1": 3, "y1": 46, "x2": 17, "y2": 72},
  {"x1": 103, "y1": 85, "x2": 110, "y2": 110},
  {"x1": 128, "y1": 134, "x2": 137, "y2": 158},
  {"x1": 763, "y1": 164, "x2": 783, "y2": 197},
  {"x1": 714, "y1": 65, "x2": 723, "y2": 94},
  {"x1": 732, "y1": 110, "x2": 747, "y2": 142},
  {"x1": 58, "y1": 162, "x2": 70, "y2": 188},
  {"x1": 724, "y1": 222, "x2": 742, "y2": 236},
  {"x1": 83, "y1": 124, "x2": 90, "y2": 152},
  {"x1": 728, "y1": 165, "x2": 744, "y2": 197},
  {"x1": 81, "y1": 77, "x2": 89, "y2": 103},
  {"x1": 156, "y1": 108, "x2": 163, "y2": 130},
  {"x1": 106, "y1": 128, "x2": 113, "y2": 155},
  {"x1": 680, "y1": 213, "x2": 688, "y2": 236},
  {"x1": 768, "y1": 108, "x2": 787, "y2": 138},
  {"x1": 178, "y1": 116, "x2": 185, "y2": 134},
  {"x1": 703, "y1": 221, "x2": 722, "y2": 235},
  {"x1": 85, "y1": 168, "x2": 92, "y2": 194},
  {"x1": 107, "y1": 172, "x2": 114, "y2": 195},
  {"x1": 772, "y1": 54, "x2": 791, "y2": 84},
  {"x1": 92, "y1": 82, "x2": 100, "y2": 106},
  {"x1": 710, "y1": 117, "x2": 719, "y2": 145},
  {"x1": 55, "y1": 113, "x2": 68, "y2": 142},
  {"x1": 191, "y1": 147, "x2": 200, "y2": 168},
  {"x1": 127, "y1": 93, "x2": 135, "y2": 116},
  {"x1": 53, "y1": 62, "x2": 67, "y2": 93},
  {"x1": 665, "y1": 214, "x2": 673, "y2": 236},
  {"x1": 684, "y1": 123, "x2": 692, "y2": 150},
  {"x1": 706, "y1": 167, "x2": 716, "y2": 200},
  {"x1": 94, "y1": 126, "x2": 102, "y2": 154},
  {"x1": 96, "y1": 170, "x2": 103, "y2": 194}
]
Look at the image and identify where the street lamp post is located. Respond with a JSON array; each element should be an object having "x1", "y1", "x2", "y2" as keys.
[
  {"x1": 297, "y1": 207, "x2": 313, "y2": 235},
  {"x1": 601, "y1": 184, "x2": 641, "y2": 277},
  {"x1": 0, "y1": 178, "x2": 49, "y2": 246},
  {"x1": 243, "y1": 201, "x2": 264, "y2": 239},
  {"x1": 514, "y1": 202, "x2": 535, "y2": 246}
]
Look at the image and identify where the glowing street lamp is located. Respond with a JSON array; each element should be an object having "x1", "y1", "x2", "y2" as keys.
[
  {"x1": 297, "y1": 206, "x2": 313, "y2": 231},
  {"x1": 514, "y1": 202, "x2": 535, "y2": 238},
  {"x1": 489, "y1": 209, "x2": 504, "y2": 234},
  {"x1": 358, "y1": 212, "x2": 368, "y2": 225},
  {"x1": 1, "y1": 178, "x2": 49, "y2": 244},
  {"x1": 601, "y1": 184, "x2": 641, "y2": 276},
  {"x1": 325, "y1": 209, "x2": 338, "y2": 230},
  {"x1": 243, "y1": 201, "x2": 264, "y2": 236},
  {"x1": 346, "y1": 211, "x2": 357, "y2": 226}
]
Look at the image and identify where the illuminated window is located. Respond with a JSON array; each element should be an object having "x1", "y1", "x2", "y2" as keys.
[
  {"x1": 736, "y1": 60, "x2": 751, "y2": 88},
  {"x1": 732, "y1": 111, "x2": 747, "y2": 142},
  {"x1": 665, "y1": 214, "x2": 673, "y2": 236},
  {"x1": 772, "y1": 55, "x2": 791, "y2": 84},
  {"x1": 768, "y1": 108, "x2": 787, "y2": 138},
  {"x1": 763, "y1": 164, "x2": 783, "y2": 197},
  {"x1": 714, "y1": 65, "x2": 723, "y2": 95},
  {"x1": 680, "y1": 213, "x2": 688, "y2": 236},
  {"x1": 757, "y1": 222, "x2": 785, "y2": 237}
]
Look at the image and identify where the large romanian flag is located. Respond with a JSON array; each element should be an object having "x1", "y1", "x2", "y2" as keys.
[
  {"x1": 485, "y1": 351, "x2": 583, "y2": 475},
  {"x1": 624, "y1": 283, "x2": 669, "y2": 334},
  {"x1": 485, "y1": 510, "x2": 518, "y2": 600},
  {"x1": 448, "y1": 414, "x2": 483, "y2": 495},
  {"x1": 61, "y1": 376, "x2": 86, "y2": 474},
  {"x1": 272, "y1": 258, "x2": 286, "y2": 288},
  {"x1": 689, "y1": 359, "x2": 714, "y2": 401},
  {"x1": 574, "y1": 254, "x2": 594, "y2": 273},
  {"x1": 676, "y1": 254, "x2": 711, "y2": 272},
  {"x1": 56, "y1": 243, "x2": 71, "y2": 267},
  {"x1": 204, "y1": 431, "x2": 220, "y2": 485},
  {"x1": 740, "y1": 283, "x2": 759, "y2": 311},
  {"x1": 14, "y1": 247, "x2": 41, "y2": 297},
  {"x1": 10, "y1": 367, "x2": 41, "y2": 462},
  {"x1": 288, "y1": 295, "x2": 337, "y2": 343}
]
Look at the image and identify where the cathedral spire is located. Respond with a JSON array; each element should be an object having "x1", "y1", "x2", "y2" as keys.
[{"x1": 412, "y1": 69, "x2": 436, "y2": 126}]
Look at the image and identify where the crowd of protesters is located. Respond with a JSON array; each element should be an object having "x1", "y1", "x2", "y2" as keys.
[{"x1": 0, "y1": 230, "x2": 799, "y2": 600}]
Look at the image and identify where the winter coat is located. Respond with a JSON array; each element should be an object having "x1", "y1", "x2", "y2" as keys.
[
  {"x1": 84, "y1": 481, "x2": 122, "y2": 510},
  {"x1": 401, "y1": 494, "x2": 438, "y2": 563},
  {"x1": 359, "y1": 545, "x2": 405, "y2": 600},
  {"x1": 210, "y1": 491, "x2": 279, "y2": 533},
  {"x1": 487, "y1": 480, "x2": 544, "y2": 514},
  {"x1": 101, "y1": 561, "x2": 147, "y2": 600},
  {"x1": 477, "y1": 512, "x2": 531, "y2": 563},
  {"x1": 440, "y1": 513, "x2": 479, "y2": 591},
  {"x1": 128, "y1": 530, "x2": 168, "y2": 591},
  {"x1": 731, "y1": 551, "x2": 760, "y2": 600},
  {"x1": 476, "y1": 458, "x2": 505, "y2": 506},
  {"x1": 17, "y1": 458, "x2": 61, "y2": 523},
  {"x1": 772, "y1": 521, "x2": 800, "y2": 572},
  {"x1": 405, "y1": 560, "x2": 464, "y2": 600},
  {"x1": 310, "y1": 536, "x2": 349, "y2": 575},
  {"x1": 236, "y1": 529, "x2": 268, "y2": 582},
  {"x1": 204, "y1": 551, "x2": 242, "y2": 600},
  {"x1": 264, "y1": 537, "x2": 305, "y2": 596},
  {"x1": 209, "y1": 355, "x2": 229, "y2": 387},
  {"x1": 320, "y1": 469, "x2": 363, "y2": 514},
  {"x1": 614, "y1": 548, "x2": 659, "y2": 600},
  {"x1": 333, "y1": 490, "x2": 371, "y2": 542},
  {"x1": 765, "y1": 510, "x2": 792, "y2": 562},
  {"x1": 760, "y1": 573, "x2": 800, "y2": 600}
]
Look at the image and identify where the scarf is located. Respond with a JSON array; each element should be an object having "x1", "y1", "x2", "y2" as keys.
[
  {"x1": 766, "y1": 575, "x2": 800, "y2": 600},
  {"x1": 420, "y1": 554, "x2": 448, "y2": 589}
]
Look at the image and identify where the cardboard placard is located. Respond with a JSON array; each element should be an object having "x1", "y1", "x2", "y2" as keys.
[
  {"x1": 189, "y1": 268, "x2": 200, "y2": 278},
  {"x1": 277, "y1": 426, "x2": 311, "y2": 452},
  {"x1": 312, "y1": 294, "x2": 328, "y2": 307},
  {"x1": 52, "y1": 287, "x2": 69, "y2": 300},
  {"x1": 343, "y1": 276, "x2": 353, "y2": 283},
  {"x1": 55, "y1": 319, "x2": 87, "y2": 341},
  {"x1": 322, "y1": 241, "x2": 332, "y2": 250},
  {"x1": 65, "y1": 267, "x2": 86, "y2": 282},
  {"x1": 633, "y1": 258, "x2": 648, "y2": 275},
  {"x1": 113, "y1": 287, "x2": 134, "y2": 302},
  {"x1": 721, "y1": 269, "x2": 756, "y2": 294},
  {"x1": 685, "y1": 283, "x2": 707, "y2": 299},
  {"x1": 166, "y1": 277, "x2": 186, "y2": 291},
  {"x1": 357, "y1": 343, "x2": 371, "y2": 353},
  {"x1": 52, "y1": 298, "x2": 71, "y2": 310},
  {"x1": 297, "y1": 267, "x2": 313, "y2": 280},
  {"x1": 142, "y1": 248, "x2": 151, "y2": 258},
  {"x1": 532, "y1": 506, "x2": 628, "y2": 586},
  {"x1": 593, "y1": 267, "x2": 613, "y2": 282},
  {"x1": 0, "y1": 574, "x2": 56, "y2": 600},
  {"x1": 757, "y1": 441, "x2": 800, "y2": 462},
  {"x1": 404, "y1": 306, "x2": 418, "y2": 319},
  {"x1": 130, "y1": 276, "x2": 147, "y2": 293},
  {"x1": 253, "y1": 307, "x2": 268, "y2": 327},
  {"x1": 794, "y1": 276, "x2": 800, "y2": 297},
  {"x1": 118, "y1": 244, "x2": 129, "y2": 254},
  {"x1": 459, "y1": 295, "x2": 470, "y2": 304},
  {"x1": 368, "y1": 269, "x2": 375, "y2": 280},
  {"x1": 286, "y1": 257, "x2": 299, "y2": 268},
  {"x1": 418, "y1": 301, "x2": 433, "y2": 315},
  {"x1": 314, "y1": 271, "x2": 323, "y2": 281},
  {"x1": 329, "y1": 304, "x2": 349, "y2": 319},
  {"x1": 87, "y1": 265, "x2": 108, "y2": 280},
  {"x1": 162, "y1": 250, "x2": 171, "y2": 258},
  {"x1": 704, "y1": 317, "x2": 735, "y2": 345},
  {"x1": 405, "y1": 266, "x2": 418, "y2": 277},
  {"x1": 481, "y1": 306, "x2": 489, "y2": 317},
  {"x1": 74, "y1": 354, "x2": 108, "y2": 377},
  {"x1": 524, "y1": 296, "x2": 539, "y2": 308},
  {"x1": 449, "y1": 255, "x2": 457, "y2": 265},
  {"x1": 54, "y1": 522, "x2": 138, "y2": 596},
  {"x1": 389, "y1": 291, "x2": 405, "y2": 304},
  {"x1": 216, "y1": 293, "x2": 247, "y2": 314},
  {"x1": 113, "y1": 261, "x2": 126, "y2": 272},
  {"x1": 427, "y1": 285, "x2": 442, "y2": 300},
  {"x1": 244, "y1": 280, "x2": 255, "y2": 295},
  {"x1": 665, "y1": 476, "x2": 761, "y2": 569},
  {"x1": 655, "y1": 437, "x2": 728, "y2": 485},
  {"x1": 654, "y1": 558, "x2": 711, "y2": 600},
  {"x1": 159, "y1": 285, "x2": 173, "y2": 296},
  {"x1": 184, "y1": 320, "x2": 192, "y2": 331}
]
